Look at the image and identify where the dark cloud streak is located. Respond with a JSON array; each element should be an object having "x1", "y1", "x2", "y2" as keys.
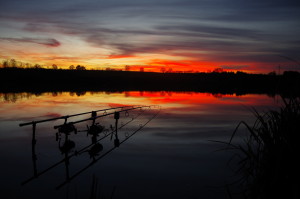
[{"x1": 0, "y1": 37, "x2": 61, "y2": 47}]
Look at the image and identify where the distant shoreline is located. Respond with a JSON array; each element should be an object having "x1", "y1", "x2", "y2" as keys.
[{"x1": 1, "y1": 68, "x2": 299, "y2": 96}]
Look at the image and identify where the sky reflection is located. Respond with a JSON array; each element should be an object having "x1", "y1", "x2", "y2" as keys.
[{"x1": 0, "y1": 91, "x2": 279, "y2": 198}]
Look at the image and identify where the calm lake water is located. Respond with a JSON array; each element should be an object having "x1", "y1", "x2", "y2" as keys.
[{"x1": 0, "y1": 91, "x2": 279, "y2": 199}]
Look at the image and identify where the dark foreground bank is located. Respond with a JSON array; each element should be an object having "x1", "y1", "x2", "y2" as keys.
[{"x1": 1, "y1": 68, "x2": 299, "y2": 96}]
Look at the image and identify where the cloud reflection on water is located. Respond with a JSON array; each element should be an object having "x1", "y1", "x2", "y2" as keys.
[{"x1": 0, "y1": 91, "x2": 279, "y2": 199}]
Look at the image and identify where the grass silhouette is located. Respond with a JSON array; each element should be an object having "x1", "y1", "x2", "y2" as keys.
[{"x1": 227, "y1": 97, "x2": 300, "y2": 198}]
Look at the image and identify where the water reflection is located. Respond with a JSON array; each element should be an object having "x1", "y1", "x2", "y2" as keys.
[
  {"x1": 0, "y1": 91, "x2": 279, "y2": 199},
  {"x1": 0, "y1": 91, "x2": 236, "y2": 103}
]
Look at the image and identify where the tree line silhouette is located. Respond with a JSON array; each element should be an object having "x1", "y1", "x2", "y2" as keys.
[
  {"x1": 0, "y1": 66, "x2": 299, "y2": 97},
  {"x1": 0, "y1": 58, "x2": 262, "y2": 74},
  {"x1": 1, "y1": 59, "x2": 87, "y2": 70}
]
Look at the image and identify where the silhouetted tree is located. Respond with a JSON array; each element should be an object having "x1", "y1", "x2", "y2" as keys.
[
  {"x1": 2, "y1": 60, "x2": 9, "y2": 68},
  {"x1": 125, "y1": 65, "x2": 130, "y2": 71},
  {"x1": 9, "y1": 59, "x2": 17, "y2": 67},
  {"x1": 213, "y1": 67, "x2": 224, "y2": 73},
  {"x1": 268, "y1": 71, "x2": 276, "y2": 76},
  {"x1": 16, "y1": 60, "x2": 25, "y2": 68},
  {"x1": 33, "y1": 64, "x2": 41, "y2": 69},
  {"x1": 236, "y1": 71, "x2": 247, "y2": 75},
  {"x1": 69, "y1": 65, "x2": 75, "y2": 70},
  {"x1": 167, "y1": 68, "x2": 173, "y2": 73},
  {"x1": 76, "y1": 65, "x2": 86, "y2": 70},
  {"x1": 140, "y1": 67, "x2": 144, "y2": 72},
  {"x1": 52, "y1": 64, "x2": 58, "y2": 70},
  {"x1": 25, "y1": 63, "x2": 31, "y2": 68},
  {"x1": 160, "y1": 67, "x2": 166, "y2": 73}
]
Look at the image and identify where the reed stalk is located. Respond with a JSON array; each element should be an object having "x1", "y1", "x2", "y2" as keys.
[{"x1": 228, "y1": 97, "x2": 300, "y2": 199}]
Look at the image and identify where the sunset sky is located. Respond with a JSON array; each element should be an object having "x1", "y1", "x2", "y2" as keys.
[{"x1": 0, "y1": 0, "x2": 299, "y2": 73}]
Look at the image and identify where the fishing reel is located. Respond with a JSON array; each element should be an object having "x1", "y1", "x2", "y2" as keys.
[
  {"x1": 88, "y1": 143, "x2": 104, "y2": 160},
  {"x1": 86, "y1": 123, "x2": 104, "y2": 137},
  {"x1": 58, "y1": 123, "x2": 77, "y2": 135},
  {"x1": 55, "y1": 123, "x2": 77, "y2": 144},
  {"x1": 86, "y1": 123, "x2": 105, "y2": 144},
  {"x1": 54, "y1": 122, "x2": 77, "y2": 154},
  {"x1": 58, "y1": 139, "x2": 76, "y2": 154}
]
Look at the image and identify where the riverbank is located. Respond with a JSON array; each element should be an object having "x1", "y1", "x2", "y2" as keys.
[{"x1": 1, "y1": 68, "x2": 299, "y2": 96}]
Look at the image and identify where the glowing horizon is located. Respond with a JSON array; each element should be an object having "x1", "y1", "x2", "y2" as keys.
[{"x1": 0, "y1": 0, "x2": 299, "y2": 73}]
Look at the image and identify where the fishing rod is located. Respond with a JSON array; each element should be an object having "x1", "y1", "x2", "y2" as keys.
[
  {"x1": 53, "y1": 105, "x2": 151, "y2": 128},
  {"x1": 19, "y1": 105, "x2": 139, "y2": 147},
  {"x1": 55, "y1": 108, "x2": 161, "y2": 189},
  {"x1": 21, "y1": 107, "x2": 149, "y2": 185},
  {"x1": 19, "y1": 106, "x2": 134, "y2": 127}
]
